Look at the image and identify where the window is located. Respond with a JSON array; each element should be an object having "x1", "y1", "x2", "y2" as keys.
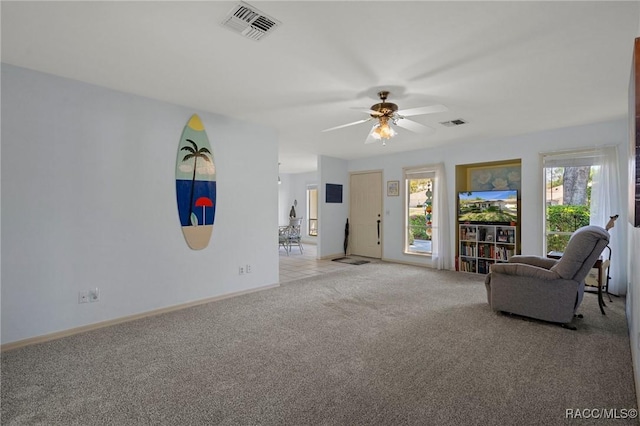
[
  {"x1": 542, "y1": 146, "x2": 625, "y2": 295},
  {"x1": 544, "y1": 165, "x2": 593, "y2": 253},
  {"x1": 404, "y1": 168, "x2": 436, "y2": 255},
  {"x1": 542, "y1": 148, "x2": 615, "y2": 253},
  {"x1": 403, "y1": 163, "x2": 451, "y2": 269},
  {"x1": 307, "y1": 186, "x2": 318, "y2": 236}
]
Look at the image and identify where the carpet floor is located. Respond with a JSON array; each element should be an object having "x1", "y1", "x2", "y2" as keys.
[{"x1": 1, "y1": 262, "x2": 636, "y2": 425}]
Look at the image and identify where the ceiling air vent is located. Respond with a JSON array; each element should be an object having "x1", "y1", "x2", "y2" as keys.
[
  {"x1": 221, "y1": 2, "x2": 281, "y2": 41},
  {"x1": 440, "y1": 119, "x2": 467, "y2": 127}
]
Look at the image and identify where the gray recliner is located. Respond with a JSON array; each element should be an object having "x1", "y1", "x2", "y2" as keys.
[{"x1": 484, "y1": 225, "x2": 610, "y2": 327}]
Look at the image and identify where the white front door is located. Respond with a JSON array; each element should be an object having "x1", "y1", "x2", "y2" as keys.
[{"x1": 350, "y1": 171, "x2": 382, "y2": 258}]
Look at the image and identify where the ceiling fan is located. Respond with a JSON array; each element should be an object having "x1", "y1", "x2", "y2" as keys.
[{"x1": 322, "y1": 91, "x2": 448, "y2": 145}]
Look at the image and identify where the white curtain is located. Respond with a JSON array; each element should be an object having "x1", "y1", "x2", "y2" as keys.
[
  {"x1": 589, "y1": 146, "x2": 625, "y2": 295},
  {"x1": 433, "y1": 162, "x2": 451, "y2": 270}
]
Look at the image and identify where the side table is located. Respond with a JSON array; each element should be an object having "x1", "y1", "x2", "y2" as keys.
[{"x1": 547, "y1": 248, "x2": 611, "y2": 315}]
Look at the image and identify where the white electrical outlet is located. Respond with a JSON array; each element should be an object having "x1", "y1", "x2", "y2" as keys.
[
  {"x1": 78, "y1": 291, "x2": 89, "y2": 304},
  {"x1": 239, "y1": 266, "x2": 245, "y2": 275},
  {"x1": 89, "y1": 288, "x2": 100, "y2": 303},
  {"x1": 246, "y1": 264, "x2": 252, "y2": 273}
]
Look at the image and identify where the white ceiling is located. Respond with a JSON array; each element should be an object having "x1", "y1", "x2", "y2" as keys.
[{"x1": 2, "y1": 1, "x2": 639, "y2": 173}]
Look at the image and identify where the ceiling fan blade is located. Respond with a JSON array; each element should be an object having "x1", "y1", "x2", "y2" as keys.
[
  {"x1": 395, "y1": 118, "x2": 435, "y2": 134},
  {"x1": 364, "y1": 124, "x2": 379, "y2": 144},
  {"x1": 350, "y1": 107, "x2": 384, "y2": 116},
  {"x1": 321, "y1": 118, "x2": 373, "y2": 132},
  {"x1": 397, "y1": 104, "x2": 448, "y2": 117},
  {"x1": 364, "y1": 133, "x2": 379, "y2": 144}
]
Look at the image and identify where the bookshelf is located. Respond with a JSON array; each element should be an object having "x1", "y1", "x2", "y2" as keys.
[{"x1": 458, "y1": 224, "x2": 517, "y2": 274}]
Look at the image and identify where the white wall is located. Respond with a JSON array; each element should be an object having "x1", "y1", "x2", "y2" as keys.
[
  {"x1": 629, "y1": 227, "x2": 640, "y2": 409},
  {"x1": 348, "y1": 120, "x2": 629, "y2": 292},
  {"x1": 278, "y1": 173, "x2": 292, "y2": 225},
  {"x1": 1, "y1": 64, "x2": 279, "y2": 345},
  {"x1": 318, "y1": 156, "x2": 349, "y2": 258},
  {"x1": 627, "y1": 19, "x2": 640, "y2": 411}
]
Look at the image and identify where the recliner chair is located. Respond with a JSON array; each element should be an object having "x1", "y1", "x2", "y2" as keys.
[{"x1": 484, "y1": 225, "x2": 610, "y2": 328}]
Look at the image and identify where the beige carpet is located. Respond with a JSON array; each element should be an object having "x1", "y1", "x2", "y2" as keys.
[{"x1": 1, "y1": 262, "x2": 636, "y2": 425}]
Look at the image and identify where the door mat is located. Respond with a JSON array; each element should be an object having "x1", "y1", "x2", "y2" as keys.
[{"x1": 332, "y1": 257, "x2": 370, "y2": 265}]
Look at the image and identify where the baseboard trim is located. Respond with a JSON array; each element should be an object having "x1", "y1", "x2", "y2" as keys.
[
  {"x1": 320, "y1": 253, "x2": 347, "y2": 260},
  {"x1": 381, "y1": 257, "x2": 433, "y2": 268},
  {"x1": 1, "y1": 283, "x2": 280, "y2": 352},
  {"x1": 384, "y1": 257, "x2": 456, "y2": 271}
]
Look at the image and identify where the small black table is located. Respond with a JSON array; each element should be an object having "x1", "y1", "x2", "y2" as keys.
[{"x1": 547, "y1": 249, "x2": 611, "y2": 315}]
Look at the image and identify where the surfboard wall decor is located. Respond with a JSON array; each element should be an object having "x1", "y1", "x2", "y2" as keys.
[{"x1": 176, "y1": 114, "x2": 216, "y2": 250}]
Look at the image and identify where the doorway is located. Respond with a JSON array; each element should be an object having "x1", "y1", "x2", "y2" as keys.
[{"x1": 349, "y1": 171, "x2": 383, "y2": 258}]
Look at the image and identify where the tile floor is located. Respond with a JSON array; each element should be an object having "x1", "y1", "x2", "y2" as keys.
[{"x1": 279, "y1": 243, "x2": 356, "y2": 283}]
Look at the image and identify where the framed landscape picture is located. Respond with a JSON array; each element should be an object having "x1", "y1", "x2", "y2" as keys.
[{"x1": 467, "y1": 163, "x2": 521, "y2": 191}]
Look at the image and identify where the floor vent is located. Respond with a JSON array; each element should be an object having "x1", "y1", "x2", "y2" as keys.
[
  {"x1": 440, "y1": 119, "x2": 467, "y2": 127},
  {"x1": 221, "y1": 2, "x2": 281, "y2": 41}
]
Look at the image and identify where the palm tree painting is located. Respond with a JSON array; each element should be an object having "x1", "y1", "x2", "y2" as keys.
[
  {"x1": 175, "y1": 114, "x2": 216, "y2": 250},
  {"x1": 181, "y1": 138, "x2": 212, "y2": 224}
]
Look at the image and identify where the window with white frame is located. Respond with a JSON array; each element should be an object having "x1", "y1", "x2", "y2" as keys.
[
  {"x1": 404, "y1": 167, "x2": 436, "y2": 255},
  {"x1": 307, "y1": 186, "x2": 318, "y2": 236},
  {"x1": 542, "y1": 148, "x2": 619, "y2": 254}
]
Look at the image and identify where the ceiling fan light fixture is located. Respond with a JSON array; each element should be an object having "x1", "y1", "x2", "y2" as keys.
[
  {"x1": 322, "y1": 90, "x2": 444, "y2": 145},
  {"x1": 371, "y1": 117, "x2": 397, "y2": 140}
]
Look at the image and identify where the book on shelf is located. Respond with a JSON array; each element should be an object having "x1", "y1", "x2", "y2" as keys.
[
  {"x1": 458, "y1": 223, "x2": 518, "y2": 275},
  {"x1": 458, "y1": 258, "x2": 477, "y2": 273}
]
